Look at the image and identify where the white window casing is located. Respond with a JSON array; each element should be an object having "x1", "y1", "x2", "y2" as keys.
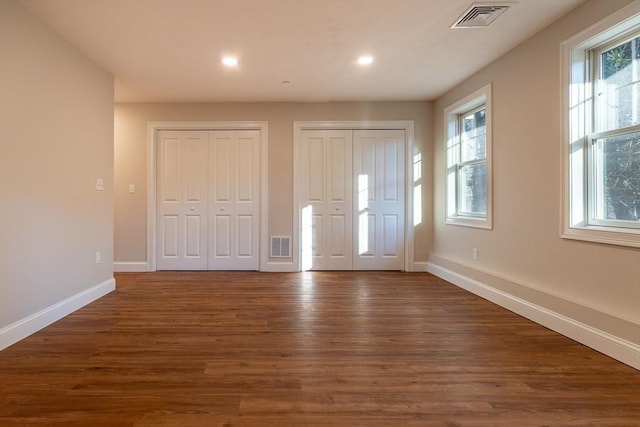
[
  {"x1": 444, "y1": 83, "x2": 493, "y2": 229},
  {"x1": 560, "y1": 1, "x2": 640, "y2": 248}
]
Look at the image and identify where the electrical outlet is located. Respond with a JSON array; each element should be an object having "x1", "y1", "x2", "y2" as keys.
[
  {"x1": 95, "y1": 251, "x2": 101, "y2": 263},
  {"x1": 129, "y1": 184, "x2": 136, "y2": 194},
  {"x1": 96, "y1": 178, "x2": 104, "y2": 191},
  {"x1": 472, "y1": 248, "x2": 478, "y2": 260}
]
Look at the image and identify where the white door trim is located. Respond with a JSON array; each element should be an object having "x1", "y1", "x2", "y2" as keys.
[
  {"x1": 147, "y1": 121, "x2": 269, "y2": 271},
  {"x1": 293, "y1": 121, "x2": 415, "y2": 272}
]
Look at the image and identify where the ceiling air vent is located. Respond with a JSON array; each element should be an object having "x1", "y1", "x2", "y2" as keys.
[{"x1": 452, "y1": 3, "x2": 511, "y2": 28}]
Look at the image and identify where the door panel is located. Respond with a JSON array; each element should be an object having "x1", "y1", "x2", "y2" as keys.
[
  {"x1": 157, "y1": 130, "x2": 209, "y2": 270},
  {"x1": 353, "y1": 130, "x2": 404, "y2": 270},
  {"x1": 237, "y1": 215, "x2": 254, "y2": 257},
  {"x1": 185, "y1": 215, "x2": 203, "y2": 257},
  {"x1": 214, "y1": 215, "x2": 230, "y2": 257},
  {"x1": 326, "y1": 132, "x2": 353, "y2": 268},
  {"x1": 162, "y1": 215, "x2": 179, "y2": 257},
  {"x1": 329, "y1": 214, "x2": 347, "y2": 257},
  {"x1": 300, "y1": 132, "x2": 325, "y2": 269},
  {"x1": 209, "y1": 130, "x2": 260, "y2": 270},
  {"x1": 300, "y1": 130, "x2": 353, "y2": 270},
  {"x1": 382, "y1": 214, "x2": 399, "y2": 256},
  {"x1": 311, "y1": 213, "x2": 324, "y2": 262},
  {"x1": 213, "y1": 136, "x2": 232, "y2": 202},
  {"x1": 237, "y1": 139, "x2": 254, "y2": 201}
]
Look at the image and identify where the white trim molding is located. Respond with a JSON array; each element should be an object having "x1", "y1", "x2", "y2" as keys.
[
  {"x1": 0, "y1": 278, "x2": 116, "y2": 351},
  {"x1": 444, "y1": 83, "x2": 493, "y2": 230},
  {"x1": 147, "y1": 121, "x2": 269, "y2": 271},
  {"x1": 426, "y1": 258, "x2": 639, "y2": 370},
  {"x1": 264, "y1": 262, "x2": 298, "y2": 272},
  {"x1": 412, "y1": 261, "x2": 430, "y2": 272},
  {"x1": 114, "y1": 262, "x2": 148, "y2": 272},
  {"x1": 293, "y1": 120, "x2": 416, "y2": 272}
]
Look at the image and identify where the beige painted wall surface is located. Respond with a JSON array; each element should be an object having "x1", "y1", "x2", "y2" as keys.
[
  {"x1": 114, "y1": 102, "x2": 432, "y2": 265},
  {"x1": 432, "y1": 0, "x2": 640, "y2": 332},
  {"x1": 0, "y1": 1, "x2": 114, "y2": 327}
]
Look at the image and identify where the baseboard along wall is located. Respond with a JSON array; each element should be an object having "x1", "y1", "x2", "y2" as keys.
[
  {"x1": 0, "y1": 278, "x2": 116, "y2": 350},
  {"x1": 426, "y1": 259, "x2": 639, "y2": 370}
]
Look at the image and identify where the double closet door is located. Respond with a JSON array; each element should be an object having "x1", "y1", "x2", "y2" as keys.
[
  {"x1": 157, "y1": 130, "x2": 260, "y2": 270},
  {"x1": 300, "y1": 129, "x2": 405, "y2": 270}
]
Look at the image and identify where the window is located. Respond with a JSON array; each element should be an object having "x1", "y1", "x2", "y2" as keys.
[
  {"x1": 562, "y1": 3, "x2": 640, "y2": 247},
  {"x1": 445, "y1": 83, "x2": 492, "y2": 229},
  {"x1": 590, "y1": 35, "x2": 640, "y2": 228}
]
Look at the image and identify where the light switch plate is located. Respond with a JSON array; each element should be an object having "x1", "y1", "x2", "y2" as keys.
[
  {"x1": 129, "y1": 184, "x2": 135, "y2": 194},
  {"x1": 96, "y1": 178, "x2": 104, "y2": 191}
]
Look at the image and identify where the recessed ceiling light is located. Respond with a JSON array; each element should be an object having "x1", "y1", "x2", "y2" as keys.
[
  {"x1": 222, "y1": 56, "x2": 239, "y2": 67},
  {"x1": 357, "y1": 55, "x2": 374, "y2": 66}
]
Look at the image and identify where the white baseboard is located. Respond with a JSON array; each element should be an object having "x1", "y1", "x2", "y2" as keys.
[
  {"x1": 411, "y1": 261, "x2": 429, "y2": 272},
  {"x1": 114, "y1": 261, "x2": 148, "y2": 272},
  {"x1": 264, "y1": 262, "x2": 431, "y2": 273},
  {"x1": 0, "y1": 278, "x2": 116, "y2": 350},
  {"x1": 262, "y1": 262, "x2": 297, "y2": 272},
  {"x1": 426, "y1": 261, "x2": 640, "y2": 370}
]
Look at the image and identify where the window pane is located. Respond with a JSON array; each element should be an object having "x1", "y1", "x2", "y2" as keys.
[
  {"x1": 458, "y1": 162, "x2": 486, "y2": 215},
  {"x1": 593, "y1": 131, "x2": 640, "y2": 222},
  {"x1": 461, "y1": 108, "x2": 486, "y2": 162},
  {"x1": 597, "y1": 36, "x2": 640, "y2": 131}
]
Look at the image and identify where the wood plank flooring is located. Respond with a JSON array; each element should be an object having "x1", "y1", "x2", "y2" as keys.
[{"x1": 1, "y1": 271, "x2": 638, "y2": 426}]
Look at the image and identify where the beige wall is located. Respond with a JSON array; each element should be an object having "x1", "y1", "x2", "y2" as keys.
[
  {"x1": 114, "y1": 102, "x2": 432, "y2": 265},
  {"x1": 0, "y1": 1, "x2": 114, "y2": 328},
  {"x1": 431, "y1": 0, "x2": 639, "y2": 343}
]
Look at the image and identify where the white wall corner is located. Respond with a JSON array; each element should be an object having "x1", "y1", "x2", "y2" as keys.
[
  {"x1": 114, "y1": 262, "x2": 149, "y2": 272},
  {"x1": 0, "y1": 278, "x2": 115, "y2": 350},
  {"x1": 426, "y1": 261, "x2": 640, "y2": 370}
]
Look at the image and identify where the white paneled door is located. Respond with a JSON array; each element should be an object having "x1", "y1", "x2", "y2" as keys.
[
  {"x1": 157, "y1": 130, "x2": 260, "y2": 270},
  {"x1": 353, "y1": 130, "x2": 405, "y2": 270},
  {"x1": 300, "y1": 130, "x2": 353, "y2": 270},
  {"x1": 300, "y1": 129, "x2": 404, "y2": 270},
  {"x1": 209, "y1": 131, "x2": 260, "y2": 270},
  {"x1": 157, "y1": 131, "x2": 209, "y2": 270}
]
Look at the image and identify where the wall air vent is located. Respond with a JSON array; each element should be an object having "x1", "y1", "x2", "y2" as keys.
[
  {"x1": 452, "y1": 3, "x2": 511, "y2": 28},
  {"x1": 270, "y1": 236, "x2": 291, "y2": 258}
]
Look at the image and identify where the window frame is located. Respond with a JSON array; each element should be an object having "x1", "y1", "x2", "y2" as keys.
[
  {"x1": 560, "y1": 1, "x2": 640, "y2": 248},
  {"x1": 587, "y1": 127, "x2": 640, "y2": 230},
  {"x1": 444, "y1": 83, "x2": 493, "y2": 229}
]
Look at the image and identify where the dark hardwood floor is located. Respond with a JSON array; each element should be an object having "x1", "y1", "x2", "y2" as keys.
[{"x1": 1, "y1": 271, "x2": 638, "y2": 426}]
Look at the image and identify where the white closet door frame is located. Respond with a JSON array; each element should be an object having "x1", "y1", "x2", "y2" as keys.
[
  {"x1": 293, "y1": 121, "x2": 416, "y2": 272},
  {"x1": 147, "y1": 121, "x2": 268, "y2": 272}
]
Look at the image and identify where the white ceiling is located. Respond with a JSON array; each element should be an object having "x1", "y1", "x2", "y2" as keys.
[{"x1": 19, "y1": 0, "x2": 585, "y2": 103}]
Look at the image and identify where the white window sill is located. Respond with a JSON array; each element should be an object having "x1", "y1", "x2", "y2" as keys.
[
  {"x1": 446, "y1": 216, "x2": 492, "y2": 230},
  {"x1": 562, "y1": 225, "x2": 640, "y2": 248}
]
